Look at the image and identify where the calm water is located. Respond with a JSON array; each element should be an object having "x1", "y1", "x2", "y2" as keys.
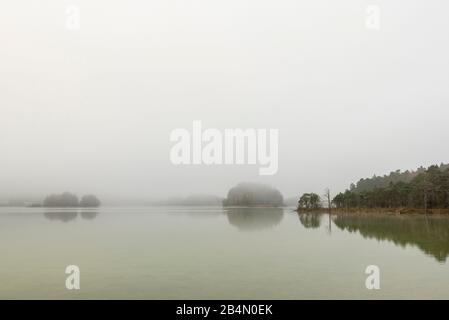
[{"x1": 0, "y1": 207, "x2": 448, "y2": 299}]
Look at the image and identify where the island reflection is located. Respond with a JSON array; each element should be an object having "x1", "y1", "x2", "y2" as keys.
[
  {"x1": 297, "y1": 213, "x2": 323, "y2": 229},
  {"x1": 334, "y1": 214, "x2": 449, "y2": 262},
  {"x1": 225, "y1": 208, "x2": 284, "y2": 231},
  {"x1": 43, "y1": 210, "x2": 99, "y2": 222}
]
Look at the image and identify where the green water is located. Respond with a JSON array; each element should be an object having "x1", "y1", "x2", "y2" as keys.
[{"x1": 0, "y1": 207, "x2": 448, "y2": 299}]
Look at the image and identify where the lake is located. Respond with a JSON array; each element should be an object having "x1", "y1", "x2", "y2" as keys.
[{"x1": 0, "y1": 206, "x2": 448, "y2": 299}]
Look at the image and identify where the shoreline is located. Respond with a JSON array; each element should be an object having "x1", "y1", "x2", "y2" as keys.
[{"x1": 296, "y1": 207, "x2": 449, "y2": 215}]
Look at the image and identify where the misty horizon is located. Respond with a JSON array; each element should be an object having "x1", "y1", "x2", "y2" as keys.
[{"x1": 2, "y1": 1, "x2": 449, "y2": 203}]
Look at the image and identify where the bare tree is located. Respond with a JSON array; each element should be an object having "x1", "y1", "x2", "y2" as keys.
[
  {"x1": 324, "y1": 188, "x2": 332, "y2": 233},
  {"x1": 324, "y1": 188, "x2": 332, "y2": 214}
]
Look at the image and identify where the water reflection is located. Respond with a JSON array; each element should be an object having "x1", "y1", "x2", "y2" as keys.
[
  {"x1": 225, "y1": 208, "x2": 284, "y2": 231},
  {"x1": 80, "y1": 211, "x2": 99, "y2": 220},
  {"x1": 334, "y1": 214, "x2": 449, "y2": 262},
  {"x1": 297, "y1": 213, "x2": 323, "y2": 229},
  {"x1": 43, "y1": 210, "x2": 99, "y2": 222},
  {"x1": 44, "y1": 211, "x2": 78, "y2": 222},
  {"x1": 166, "y1": 208, "x2": 223, "y2": 219}
]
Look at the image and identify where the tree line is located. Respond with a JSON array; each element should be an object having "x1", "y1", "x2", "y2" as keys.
[{"x1": 332, "y1": 164, "x2": 449, "y2": 210}]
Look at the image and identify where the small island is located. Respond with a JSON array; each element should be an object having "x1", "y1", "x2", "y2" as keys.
[
  {"x1": 42, "y1": 192, "x2": 101, "y2": 208},
  {"x1": 222, "y1": 182, "x2": 284, "y2": 207}
]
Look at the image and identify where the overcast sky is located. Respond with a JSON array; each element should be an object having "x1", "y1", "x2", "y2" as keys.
[{"x1": 1, "y1": 1, "x2": 449, "y2": 201}]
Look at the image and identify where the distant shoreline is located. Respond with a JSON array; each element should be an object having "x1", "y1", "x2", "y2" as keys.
[{"x1": 297, "y1": 207, "x2": 449, "y2": 215}]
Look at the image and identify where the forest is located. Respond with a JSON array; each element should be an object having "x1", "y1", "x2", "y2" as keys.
[{"x1": 332, "y1": 164, "x2": 449, "y2": 210}]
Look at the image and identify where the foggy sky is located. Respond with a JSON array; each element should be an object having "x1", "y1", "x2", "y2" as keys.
[{"x1": 1, "y1": 1, "x2": 449, "y2": 202}]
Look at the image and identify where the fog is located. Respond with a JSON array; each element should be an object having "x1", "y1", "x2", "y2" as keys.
[{"x1": 1, "y1": 1, "x2": 449, "y2": 202}]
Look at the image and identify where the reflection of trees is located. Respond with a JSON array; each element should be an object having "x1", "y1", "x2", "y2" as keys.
[
  {"x1": 44, "y1": 211, "x2": 78, "y2": 222},
  {"x1": 43, "y1": 210, "x2": 99, "y2": 222},
  {"x1": 298, "y1": 213, "x2": 322, "y2": 229},
  {"x1": 225, "y1": 208, "x2": 284, "y2": 231},
  {"x1": 334, "y1": 215, "x2": 449, "y2": 262},
  {"x1": 80, "y1": 211, "x2": 99, "y2": 220}
]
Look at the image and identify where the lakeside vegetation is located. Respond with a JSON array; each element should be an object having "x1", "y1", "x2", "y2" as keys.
[
  {"x1": 296, "y1": 164, "x2": 449, "y2": 214},
  {"x1": 297, "y1": 193, "x2": 322, "y2": 210},
  {"x1": 333, "y1": 164, "x2": 449, "y2": 212}
]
